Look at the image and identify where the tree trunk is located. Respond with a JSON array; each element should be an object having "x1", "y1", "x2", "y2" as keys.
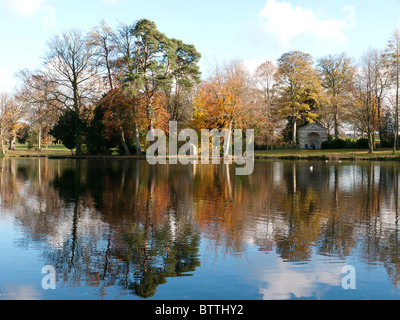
[
  {"x1": 0, "y1": 130, "x2": 5, "y2": 155},
  {"x1": 120, "y1": 127, "x2": 130, "y2": 156},
  {"x1": 394, "y1": 89, "x2": 399, "y2": 154},
  {"x1": 9, "y1": 131, "x2": 16, "y2": 151},
  {"x1": 75, "y1": 114, "x2": 82, "y2": 156},
  {"x1": 225, "y1": 120, "x2": 233, "y2": 156},
  {"x1": 147, "y1": 103, "x2": 155, "y2": 135},
  {"x1": 397, "y1": 96, "x2": 400, "y2": 151},
  {"x1": 368, "y1": 130, "x2": 374, "y2": 154},
  {"x1": 134, "y1": 121, "x2": 141, "y2": 155},
  {"x1": 292, "y1": 118, "x2": 297, "y2": 147},
  {"x1": 377, "y1": 98, "x2": 383, "y2": 147},
  {"x1": 73, "y1": 83, "x2": 82, "y2": 156},
  {"x1": 395, "y1": 66, "x2": 399, "y2": 154},
  {"x1": 38, "y1": 126, "x2": 42, "y2": 152},
  {"x1": 334, "y1": 108, "x2": 339, "y2": 139},
  {"x1": 106, "y1": 55, "x2": 114, "y2": 91}
]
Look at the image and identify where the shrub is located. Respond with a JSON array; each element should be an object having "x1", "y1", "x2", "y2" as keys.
[
  {"x1": 380, "y1": 137, "x2": 395, "y2": 148},
  {"x1": 86, "y1": 106, "x2": 119, "y2": 155},
  {"x1": 116, "y1": 140, "x2": 139, "y2": 155},
  {"x1": 356, "y1": 138, "x2": 369, "y2": 149},
  {"x1": 344, "y1": 139, "x2": 357, "y2": 149},
  {"x1": 321, "y1": 140, "x2": 330, "y2": 150},
  {"x1": 321, "y1": 138, "x2": 355, "y2": 150},
  {"x1": 329, "y1": 138, "x2": 347, "y2": 149},
  {"x1": 49, "y1": 110, "x2": 78, "y2": 152},
  {"x1": 320, "y1": 138, "x2": 346, "y2": 149}
]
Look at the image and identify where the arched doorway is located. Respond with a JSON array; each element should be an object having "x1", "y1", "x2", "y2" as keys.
[{"x1": 307, "y1": 132, "x2": 321, "y2": 150}]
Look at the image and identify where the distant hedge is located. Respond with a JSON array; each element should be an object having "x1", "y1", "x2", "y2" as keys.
[
  {"x1": 321, "y1": 138, "x2": 369, "y2": 150},
  {"x1": 356, "y1": 138, "x2": 369, "y2": 149}
]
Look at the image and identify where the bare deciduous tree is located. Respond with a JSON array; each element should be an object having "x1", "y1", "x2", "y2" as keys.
[
  {"x1": 42, "y1": 28, "x2": 104, "y2": 155},
  {"x1": 317, "y1": 53, "x2": 356, "y2": 139},
  {"x1": 88, "y1": 20, "x2": 117, "y2": 91},
  {"x1": 349, "y1": 49, "x2": 381, "y2": 153},
  {"x1": 16, "y1": 70, "x2": 59, "y2": 151},
  {"x1": 0, "y1": 93, "x2": 25, "y2": 153},
  {"x1": 385, "y1": 29, "x2": 400, "y2": 152}
]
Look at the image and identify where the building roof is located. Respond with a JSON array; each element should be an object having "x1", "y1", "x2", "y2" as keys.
[{"x1": 298, "y1": 123, "x2": 327, "y2": 131}]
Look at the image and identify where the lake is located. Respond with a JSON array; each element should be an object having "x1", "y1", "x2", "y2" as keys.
[{"x1": 0, "y1": 158, "x2": 400, "y2": 300}]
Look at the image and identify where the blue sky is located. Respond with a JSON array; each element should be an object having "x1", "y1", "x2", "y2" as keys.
[{"x1": 1, "y1": 0, "x2": 400, "y2": 92}]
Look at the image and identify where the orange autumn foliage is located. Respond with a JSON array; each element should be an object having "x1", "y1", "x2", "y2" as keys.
[
  {"x1": 99, "y1": 87, "x2": 146, "y2": 141},
  {"x1": 99, "y1": 87, "x2": 170, "y2": 142},
  {"x1": 152, "y1": 91, "x2": 170, "y2": 134},
  {"x1": 192, "y1": 62, "x2": 252, "y2": 131}
]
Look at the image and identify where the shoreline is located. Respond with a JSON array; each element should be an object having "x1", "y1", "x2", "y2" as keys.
[
  {"x1": 254, "y1": 155, "x2": 400, "y2": 161},
  {"x1": 3, "y1": 152, "x2": 400, "y2": 162}
]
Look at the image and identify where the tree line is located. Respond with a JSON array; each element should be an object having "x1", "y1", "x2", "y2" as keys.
[{"x1": 1, "y1": 19, "x2": 400, "y2": 155}]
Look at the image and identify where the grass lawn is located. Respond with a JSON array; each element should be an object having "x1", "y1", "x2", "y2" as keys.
[
  {"x1": 254, "y1": 148, "x2": 400, "y2": 161},
  {"x1": 5, "y1": 144, "x2": 146, "y2": 159},
  {"x1": 5, "y1": 144, "x2": 73, "y2": 158},
  {"x1": 4, "y1": 143, "x2": 400, "y2": 161}
]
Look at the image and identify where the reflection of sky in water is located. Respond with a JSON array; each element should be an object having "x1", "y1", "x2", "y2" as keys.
[
  {"x1": 255, "y1": 256, "x2": 344, "y2": 300},
  {"x1": 327, "y1": 164, "x2": 390, "y2": 193},
  {"x1": 1, "y1": 214, "x2": 399, "y2": 300},
  {"x1": 0, "y1": 216, "x2": 43, "y2": 300}
]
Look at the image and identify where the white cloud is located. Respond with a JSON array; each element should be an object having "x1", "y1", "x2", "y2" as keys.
[
  {"x1": 242, "y1": 56, "x2": 277, "y2": 75},
  {"x1": 2, "y1": 0, "x2": 46, "y2": 16},
  {"x1": 258, "y1": 0, "x2": 350, "y2": 50}
]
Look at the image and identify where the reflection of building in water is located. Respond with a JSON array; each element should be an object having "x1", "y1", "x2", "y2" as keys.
[
  {"x1": 296, "y1": 162, "x2": 330, "y2": 191},
  {"x1": 273, "y1": 162, "x2": 283, "y2": 186}
]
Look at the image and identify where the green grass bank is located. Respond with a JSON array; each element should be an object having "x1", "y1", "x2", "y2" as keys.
[{"x1": 4, "y1": 145, "x2": 400, "y2": 161}]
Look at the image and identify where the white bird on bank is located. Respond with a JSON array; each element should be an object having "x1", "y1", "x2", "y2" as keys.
[{"x1": 310, "y1": 166, "x2": 314, "y2": 172}]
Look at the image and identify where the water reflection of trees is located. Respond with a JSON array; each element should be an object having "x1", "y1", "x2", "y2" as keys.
[
  {"x1": 276, "y1": 161, "x2": 400, "y2": 287},
  {"x1": 0, "y1": 159, "x2": 201, "y2": 299},
  {"x1": 1, "y1": 158, "x2": 400, "y2": 295}
]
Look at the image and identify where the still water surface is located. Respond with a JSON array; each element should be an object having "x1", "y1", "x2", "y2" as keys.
[{"x1": 0, "y1": 158, "x2": 400, "y2": 300}]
